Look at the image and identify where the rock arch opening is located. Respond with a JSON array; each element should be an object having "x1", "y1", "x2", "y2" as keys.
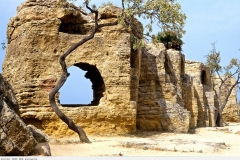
[
  {"x1": 59, "y1": 66, "x2": 93, "y2": 106},
  {"x1": 73, "y1": 62, "x2": 105, "y2": 106}
]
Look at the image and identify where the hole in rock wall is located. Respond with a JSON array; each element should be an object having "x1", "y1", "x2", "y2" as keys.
[
  {"x1": 59, "y1": 14, "x2": 87, "y2": 34},
  {"x1": 201, "y1": 70, "x2": 207, "y2": 85},
  {"x1": 59, "y1": 66, "x2": 92, "y2": 106},
  {"x1": 59, "y1": 63, "x2": 105, "y2": 106}
]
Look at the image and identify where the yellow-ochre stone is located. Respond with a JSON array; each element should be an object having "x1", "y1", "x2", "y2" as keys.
[{"x1": 2, "y1": 0, "x2": 238, "y2": 137}]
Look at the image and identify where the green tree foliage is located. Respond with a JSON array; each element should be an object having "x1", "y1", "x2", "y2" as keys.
[
  {"x1": 121, "y1": 0, "x2": 186, "y2": 38},
  {"x1": 155, "y1": 31, "x2": 183, "y2": 51},
  {"x1": 66, "y1": 0, "x2": 186, "y2": 40},
  {"x1": 205, "y1": 42, "x2": 240, "y2": 126}
]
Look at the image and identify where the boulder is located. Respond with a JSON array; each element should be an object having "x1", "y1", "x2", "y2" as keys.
[
  {"x1": 28, "y1": 125, "x2": 51, "y2": 156},
  {"x1": 0, "y1": 74, "x2": 51, "y2": 156},
  {"x1": 30, "y1": 142, "x2": 51, "y2": 156},
  {"x1": 0, "y1": 74, "x2": 37, "y2": 156}
]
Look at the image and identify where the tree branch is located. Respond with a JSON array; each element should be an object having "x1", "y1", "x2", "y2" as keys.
[{"x1": 221, "y1": 77, "x2": 240, "y2": 110}]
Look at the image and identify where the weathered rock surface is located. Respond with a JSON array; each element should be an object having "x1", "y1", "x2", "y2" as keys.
[
  {"x1": 2, "y1": 0, "x2": 238, "y2": 137},
  {"x1": 3, "y1": 0, "x2": 139, "y2": 136},
  {"x1": 28, "y1": 124, "x2": 49, "y2": 143},
  {"x1": 184, "y1": 60, "x2": 216, "y2": 128},
  {"x1": 28, "y1": 125, "x2": 51, "y2": 156},
  {"x1": 137, "y1": 44, "x2": 190, "y2": 132},
  {"x1": 0, "y1": 74, "x2": 51, "y2": 156},
  {"x1": 0, "y1": 74, "x2": 37, "y2": 156}
]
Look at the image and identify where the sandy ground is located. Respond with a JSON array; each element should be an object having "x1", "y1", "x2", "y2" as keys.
[{"x1": 49, "y1": 122, "x2": 240, "y2": 156}]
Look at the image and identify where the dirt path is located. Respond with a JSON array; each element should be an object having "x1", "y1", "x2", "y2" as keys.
[{"x1": 49, "y1": 123, "x2": 240, "y2": 156}]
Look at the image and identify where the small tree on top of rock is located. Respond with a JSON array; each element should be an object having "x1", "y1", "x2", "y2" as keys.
[
  {"x1": 205, "y1": 42, "x2": 240, "y2": 127},
  {"x1": 49, "y1": 0, "x2": 186, "y2": 143},
  {"x1": 154, "y1": 31, "x2": 183, "y2": 51}
]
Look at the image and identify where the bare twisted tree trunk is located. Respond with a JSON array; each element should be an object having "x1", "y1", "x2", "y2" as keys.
[{"x1": 49, "y1": 5, "x2": 117, "y2": 143}]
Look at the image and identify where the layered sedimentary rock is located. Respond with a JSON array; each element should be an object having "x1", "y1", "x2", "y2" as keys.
[
  {"x1": 2, "y1": 0, "x2": 238, "y2": 136},
  {"x1": 3, "y1": 0, "x2": 140, "y2": 136},
  {"x1": 137, "y1": 44, "x2": 190, "y2": 133},
  {"x1": 0, "y1": 74, "x2": 37, "y2": 155},
  {"x1": 184, "y1": 60, "x2": 215, "y2": 128},
  {"x1": 0, "y1": 74, "x2": 51, "y2": 156}
]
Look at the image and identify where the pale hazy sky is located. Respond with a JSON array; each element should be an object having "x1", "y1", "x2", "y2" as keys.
[{"x1": 0, "y1": 0, "x2": 239, "y2": 103}]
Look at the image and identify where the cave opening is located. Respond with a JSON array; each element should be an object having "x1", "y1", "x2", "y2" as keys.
[
  {"x1": 59, "y1": 63, "x2": 105, "y2": 107},
  {"x1": 58, "y1": 14, "x2": 88, "y2": 34},
  {"x1": 201, "y1": 70, "x2": 207, "y2": 85}
]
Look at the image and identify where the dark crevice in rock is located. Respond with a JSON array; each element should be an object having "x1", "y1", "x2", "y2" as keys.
[
  {"x1": 58, "y1": 14, "x2": 89, "y2": 35},
  {"x1": 201, "y1": 70, "x2": 207, "y2": 85},
  {"x1": 23, "y1": 118, "x2": 44, "y2": 130},
  {"x1": 181, "y1": 56, "x2": 185, "y2": 78},
  {"x1": 164, "y1": 54, "x2": 172, "y2": 74},
  {"x1": 130, "y1": 50, "x2": 138, "y2": 69}
]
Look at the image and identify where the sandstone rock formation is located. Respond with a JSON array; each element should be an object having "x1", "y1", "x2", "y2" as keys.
[
  {"x1": 0, "y1": 74, "x2": 37, "y2": 155},
  {"x1": 184, "y1": 60, "x2": 216, "y2": 128},
  {"x1": 0, "y1": 74, "x2": 51, "y2": 156},
  {"x1": 3, "y1": 0, "x2": 139, "y2": 136},
  {"x1": 137, "y1": 44, "x2": 190, "y2": 132},
  {"x1": 2, "y1": 0, "x2": 238, "y2": 137}
]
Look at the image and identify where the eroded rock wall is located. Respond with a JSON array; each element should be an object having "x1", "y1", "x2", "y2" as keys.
[
  {"x1": 184, "y1": 60, "x2": 215, "y2": 127},
  {"x1": 0, "y1": 74, "x2": 37, "y2": 156},
  {"x1": 137, "y1": 44, "x2": 190, "y2": 133},
  {"x1": 0, "y1": 74, "x2": 51, "y2": 156},
  {"x1": 2, "y1": 0, "x2": 140, "y2": 136},
  {"x1": 2, "y1": 0, "x2": 238, "y2": 137}
]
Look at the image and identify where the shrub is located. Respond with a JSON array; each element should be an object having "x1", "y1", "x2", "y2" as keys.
[{"x1": 155, "y1": 31, "x2": 183, "y2": 51}]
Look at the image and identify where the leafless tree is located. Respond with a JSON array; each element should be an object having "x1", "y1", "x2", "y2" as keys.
[{"x1": 205, "y1": 42, "x2": 240, "y2": 126}]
